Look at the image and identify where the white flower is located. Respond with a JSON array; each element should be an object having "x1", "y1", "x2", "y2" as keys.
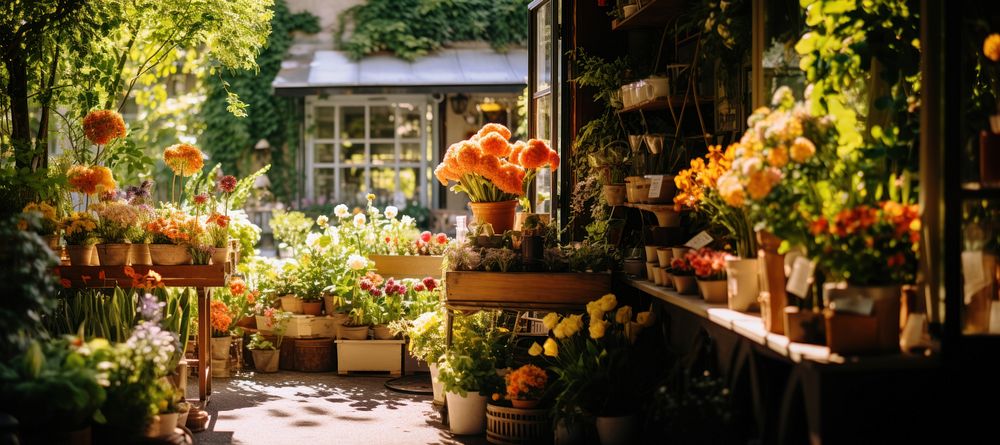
[
  {"x1": 353, "y1": 213, "x2": 366, "y2": 228},
  {"x1": 347, "y1": 254, "x2": 368, "y2": 270},
  {"x1": 334, "y1": 204, "x2": 350, "y2": 218},
  {"x1": 739, "y1": 157, "x2": 762, "y2": 176},
  {"x1": 306, "y1": 232, "x2": 321, "y2": 247},
  {"x1": 384, "y1": 206, "x2": 398, "y2": 219},
  {"x1": 400, "y1": 215, "x2": 414, "y2": 226},
  {"x1": 316, "y1": 215, "x2": 329, "y2": 227}
]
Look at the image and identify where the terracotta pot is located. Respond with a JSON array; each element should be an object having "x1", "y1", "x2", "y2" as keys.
[
  {"x1": 783, "y1": 307, "x2": 825, "y2": 344},
  {"x1": 44, "y1": 234, "x2": 61, "y2": 251},
  {"x1": 725, "y1": 257, "x2": 759, "y2": 312},
  {"x1": 645, "y1": 262, "x2": 657, "y2": 282},
  {"x1": 323, "y1": 295, "x2": 342, "y2": 316},
  {"x1": 66, "y1": 244, "x2": 96, "y2": 266},
  {"x1": 652, "y1": 266, "x2": 664, "y2": 286},
  {"x1": 655, "y1": 247, "x2": 673, "y2": 268},
  {"x1": 671, "y1": 246, "x2": 689, "y2": 260},
  {"x1": 697, "y1": 279, "x2": 728, "y2": 304},
  {"x1": 469, "y1": 200, "x2": 517, "y2": 234},
  {"x1": 279, "y1": 295, "x2": 303, "y2": 314},
  {"x1": 211, "y1": 358, "x2": 230, "y2": 378},
  {"x1": 511, "y1": 399, "x2": 540, "y2": 409},
  {"x1": 603, "y1": 184, "x2": 626, "y2": 206},
  {"x1": 149, "y1": 244, "x2": 191, "y2": 265},
  {"x1": 672, "y1": 275, "x2": 697, "y2": 294},
  {"x1": 981, "y1": 129, "x2": 1000, "y2": 187},
  {"x1": 596, "y1": 414, "x2": 638, "y2": 445},
  {"x1": 757, "y1": 230, "x2": 787, "y2": 334},
  {"x1": 211, "y1": 245, "x2": 230, "y2": 265},
  {"x1": 651, "y1": 207, "x2": 681, "y2": 227},
  {"x1": 95, "y1": 243, "x2": 131, "y2": 266},
  {"x1": 338, "y1": 324, "x2": 369, "y2": 340},
  {"x1": 624, "y1": 177, "x2": 640, "y2": 203},
  {"x1": 644, "y1": 174, "x2": 677, "y2": 203},
  {"x1": 131, "y1": 243, "x2": 152, "y2": 265},
  {"x1": 659, "y1": 267, "x2": 672, "y2": 288},
  {"x1": 294, "y1": 338, "x2": 334, "y2": 372},
  {"x1": 211, "y1": 336, "x2": 232, "y2": 361},
  {"x1": 823, "y1": 283, "x2": 901, "y2": 353},
  {"x1": 634, "y1": 178, "x2": 651, "y2": 203},
  {"x1": 372, "y1": 324, "x2": 396, "y2": 340},
  {"x1": 301, "y1": 301, "x2": 323, "y2": 316},
  {"x1": 643, "y1": 245, "x2": 658, "y2": 263},
  {"x1": 158, "y1": 412, "x2": 179, "y2": 437}
]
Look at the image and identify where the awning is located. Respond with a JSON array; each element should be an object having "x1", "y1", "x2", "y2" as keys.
[{"x1": 272, "y1": 48, "x2": 528, "y2": 96}]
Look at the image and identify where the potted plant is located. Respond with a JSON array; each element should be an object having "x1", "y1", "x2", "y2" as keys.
[
  {"x1": 21, "y1": 202, "x2": 61, "y2": 251},
  {"x1": 122, "y1": 180, "x2": 155, "y2": 265},
  {"x1": 61, "y1": 211, "x2": 98, "y2": 265},
  {"x1": 505, "y1": 364, "x2": 548, "y2": 408},
  {"x1": 435, "y1": 123, "x2": 559, "y2": 233},
  {"x1": 519, "y1": 214, "x2": 547, "y2": 271},
  {"x1": 437, "y1": 348, "x2": 503, "y2": 435},
  {"x1": 687, "y1": 248, "x2": 728, "y2": 304},
  {"x1": 670, "y1": 255, "x2": 697, "y2": 294},
  {"x1": 402, "y1": 310, "x2": 447, "y2": 402},
  {"x1": 91, "y1": 199, "x2": 142, "y2": 265},
  {"x1": 247, "y1": 308, "x2": 290, "y2": 375},
  {"x1": 209, "y1": 300, "x2": 233, "y2": 362},
  {"x1": 269, "y1": 209, "x2": 313, "y2": 258},
  {"x1": 146, "y1": 210, "x2": 195, "y2": 265}
]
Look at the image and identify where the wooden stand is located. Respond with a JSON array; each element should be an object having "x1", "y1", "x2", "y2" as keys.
[{"x1": 55, "y1": 264, "x2": 227, "y2": 403}]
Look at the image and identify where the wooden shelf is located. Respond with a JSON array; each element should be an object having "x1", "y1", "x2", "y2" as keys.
[
  {"x1": 444, "y1": 271, "x2": 612, "y2": 311},
  {"x1": 611, "y1": 0, "x2": 689, "y2": 31},
  {"x1": 623, "y1": 202, "x2": 676, "y2": 211},
  {"x1": 620, "y1": 275, "x2": 937, "y2": 367},
  {"x1": 56, "y1": 264, "x2": 228, "y2": 288},
  {"x1": 961, "y1": 182, "x2": 1000, "y2": 200},
  {"x1": 618, "y1": 96, "x2": 714, "y2": 113}
]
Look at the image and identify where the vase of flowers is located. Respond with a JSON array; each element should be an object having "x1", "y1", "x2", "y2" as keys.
[
  {"x1": 689, "y1": 248, "x2": 728, "y2": 304},
  {"x1": 61, "y1": 212, "x2": 98, "y2": 265},
  {"x1": 91, "y1": 200, "x2": 142, "y2": 265},
  {"x1": 506, "y1": 364, "x2": 547, "y2": 408},
  {"x1": 210, "y1": 300, "x2": 233, "y2": 361},
  {"x1": 670, "y1": 256, "x2": 697, "y2": 294},
  {"x1": 147, "y1": 211, "x2": 195, "y2": 265},
  {"x1": 435, "y1": 124, "x2": 559, "y2": 234}
]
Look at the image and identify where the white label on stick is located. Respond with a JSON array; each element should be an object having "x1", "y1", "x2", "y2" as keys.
[
  {"x1": 785, "y1": 256, "x2": 815, "y2": 298},
  {"x1": 684, "y1": 231, "x2": 712, "y2": 249},
  {"x1": 648, "y1": 176, "x2": 663, "y2": 198}
]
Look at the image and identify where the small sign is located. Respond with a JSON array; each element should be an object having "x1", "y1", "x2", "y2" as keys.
[
  {"x1": 684, "y1": 231, "x2": 713, "y2": 249},
  {"x1": 785, "y1": 256, "x2": 815, "y2": 298},
  {"x1": 962, "y1": 251, "x2": 987, "y2": 304},
  {"x1": 829, "y1": 295, "x2": 875, "y2": 316},
  {"x1": 648, "y1": 176, "x2": 663, "y2": 198}
]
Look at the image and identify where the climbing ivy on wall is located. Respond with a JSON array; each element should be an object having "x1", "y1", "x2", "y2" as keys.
[
  {"x1": 199, "y1": 0, "x2": 319, "y2": 203},
  {"x1": 336, "y1": 0, "x2": 529, "y2": 61}
]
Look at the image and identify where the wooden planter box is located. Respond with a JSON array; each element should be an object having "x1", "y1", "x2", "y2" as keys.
[
  {"x1": 335, "y1": 340, "x2": 404, "y2": 376},
  {"x1": 444, "y1": 271, "x2": 613, "y2": 310},
  {"x1": 371, "y1": 255, "x2": 444, "y2": 279}
]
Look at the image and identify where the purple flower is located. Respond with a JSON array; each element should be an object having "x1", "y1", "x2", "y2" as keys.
[{"x1": 139, "y1": 293, "x2": 165, "y2": 322}]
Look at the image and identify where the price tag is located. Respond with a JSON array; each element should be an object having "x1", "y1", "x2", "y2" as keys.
[
  {"x1": 962, "y1": 251, "x2": 988, "y2": 304},
  {"x1": 785, "y1": 256, "x2": 815, "y2": 298},
  {"x1": 648, "y1": 176, "x2": 663, "y2": 198},
  {"x1": 684, "y1": 231, "x2": 712, "y2": 249}
]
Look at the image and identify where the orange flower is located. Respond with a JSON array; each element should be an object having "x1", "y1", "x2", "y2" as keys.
[
  {"x1": 82, "y1": 109, "x2": 127, "y2": 145},
  {"x1": 67, "y1": 165, "x2": 116, "y2": 195},
  {"x1": 163, "y1": 143, "x2": 205, "y2": 177},
  {"x1": 210, "y1": 300, "x2": 232, "y2": 333},
  {"x1": 456, "y1": 140, "x2": 483, "y2": 171},
  {"x1": 477, "y1": 153, "x2": 503, "y2": 180},
  {"x1": 124, "y1": 265, "x2": 137, "y2": 279},
  {"x1": 476, "y1": 123, "x2": 512, "y2": 141},
  {"x1": 229, "y1": 277, "x2": 247, "y2": 297},
  {"x1": 479, "y1": 132, "x2": 512, "y2": 158},
  {"x1": 207, "y1": 213, "x2": 230, "y2": 228},
  {"x1": 985, "y1": 33, "x2": 1000, "y2": 62},
  {"x1": 547, "y1": 150, "x2": 560, "y2": 170},
  {"x1": 509, "y1": 140, "x2": 527, "y2": 165},
  {"x1": 809, "y1": 217, "x2": 828, "y2": 236},
  {"x1": 520, "y1": 139, "x2": 552, "y2": 169}
]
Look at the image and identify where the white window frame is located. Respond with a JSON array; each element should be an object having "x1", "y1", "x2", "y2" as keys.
[{"x1": 305, "y1": 95, "x2": 434, "y2": 207}]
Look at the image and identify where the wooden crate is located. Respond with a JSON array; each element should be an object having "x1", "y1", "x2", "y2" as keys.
[
  {"x1": 370, "y1": 255, "x2": 444, "y2": 279},
  {"x1": 445, "y1": 271, "x2": 612, "y2": 310},
  {"x1": 335, "y1": 340, "x2": 404, "y2": 376}
]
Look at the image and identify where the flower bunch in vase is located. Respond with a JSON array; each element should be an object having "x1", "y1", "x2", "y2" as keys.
[
  {"x1": 505, "y1": 364, "x2": 548, "y2": 408},
  {"x1": 90, "y1": 199, "x2": 144, "y2": 265},
  {"x1": 686, "y1": 248, "x2": 728, "y2": 303},
  {"x1": 434, "y1": 124, "x2": 559, "y2": 233},
  {"x1": 669, "y1": 255, "x2": 697, "y2": 294}
]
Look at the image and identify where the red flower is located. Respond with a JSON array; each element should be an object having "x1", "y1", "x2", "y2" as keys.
[
  {"x1": 82, "y1": 109, "x2": 127, "y2": 145},
  {"x1": 420, "y1": 231, "x2": 432, "y2": 243},
  {"x1": 60, "y1": 278, "x2": 72, "y2": 288},
  {"x1": 434, "y1": 233, "x2": 448, "y2": 244},
  {"x1": 194, "y1": 193, "x2": 209, "y2": 205},
  {"x1": 229, "y1": 277, "x2": 247, "y2": 296},
  {"x1": 422, "y1": 277, "x2": 437, "y2": 292},
  {"x1": 414, "y1": 283, "x2": 426, "y2": 292},
  {"x1": 219, "y1": 175, "x2": 238, "y2": 194}
]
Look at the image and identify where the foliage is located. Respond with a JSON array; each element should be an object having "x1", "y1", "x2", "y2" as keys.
[
  {"x1": 200, "y1": 0, "x2": 319, "y2": 203},
  {"x1": 569, "y1": 49, "x2": 631, "y2": 179},
  {"x1": 0, "y1": 214, "x2": 59, "y2": 355},
  {"x1": 648, "y1": 368, "x2": 733, "y2": 443},
  {"x1": 436, "y1": 311, "x2": 513, "y2": 396},
  {"x1": 248, "y1": 332, "x2": 275, "y2": 350},
  {"x1": 48, "y1": 288, "x2": 138, "y2": 343},
  {"x1": 0, "y1": 339, "x2": 107, "y2": 432},
  {"x1": 336, "y1": 0, "x2": 529, "y2": 61},
  {"x1": 678, "y1": 0, "x2": 752, "y2": 93},
  {"x1": 269, "y1": 209, "x2": 314, "y2": 255},
  {"x1": 401, "y1": 309, "x2": 447, "y2": 365}
]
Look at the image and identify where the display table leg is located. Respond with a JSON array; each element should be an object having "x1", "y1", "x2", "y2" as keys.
[{"x1": 197, "y1": 287, "x2": 212, "y2": 402}]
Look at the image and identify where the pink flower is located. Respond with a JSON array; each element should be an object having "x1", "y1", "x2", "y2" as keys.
[
  {"x1": 434, "y1": 233, "x2": 448, "y2": 244},
  {"x1": 219, "y1": 175, "x2": 238, "y2": 193},
  {"x1": 359, "y1": 278, "x2": 373, "y2": 291},
  {"x1": 371, "y1": 288, "x2": 383, "y2": 298},
  {"x1": 422, "y1": 277, "x2": 437, "y2": 292},
  {"x1": 414, "y1": 283, "x2": 426, "y2": 292},
  {"x1": 194, "y1": 193, "x2": 208, "y2": 205},
  {"x1": 420, "y1": 231, "x2": 432, "y2": 243}
]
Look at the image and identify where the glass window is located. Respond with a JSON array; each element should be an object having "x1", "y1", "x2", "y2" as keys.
[
  {"x1": 340, "y1": 167, "x2": 366, "y2": 202},
  {"x1": 315, "y1": 168, "x2": 336, "y2": 201},
  {"x1": 400, "y1": 142, "x2": 421, "y2": 162},
  {"x1": 398, "y1": 107, "x2": 422, "y2": 138},
  {"x1": 535, "y1": 1, "x2": 552, "y2": 92},
  {"x1": 371, "y1": 143, "x2": 395, "y2": 165},
  {"x1": 370, "y1": 106, "x2": 395, "y2": 139},
  {"x1": 316, "y1": 107, "x2": 336, "y2": 139},
  {"x1": 341, "y1": 106, "x2": 365, "y2": 139},
  {"x1": 315, "y1": 143, "x2": 336, "y2": 163}
]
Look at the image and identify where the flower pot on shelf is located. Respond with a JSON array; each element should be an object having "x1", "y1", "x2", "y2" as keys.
[
  {"x1": 652, "y1": 266, "x2": 664, "y2": 286},
  {"x1": 301, "y1": 300, "x2": 323, "y2": 316},
  {"x1": 645, "y1": 263, "x2": 657, "y2": 282},
  {"x1": 279, "y1": 295, "x2": 303, "y2": 314},
  {"x1": 210, "y1": 336, "x2": 232, "y2": 361},
  {"x1": 783, "y1": 307, "x2": 826, "y2": 345},
  {"x1": 822, "y1": 283, "x2": 902, "y2": 354},
  {"x1": 651, "y1": 207, "x2": 680, "y2": 227},
  {"x1": 697, "y1": 279, "x2": 727, "y2": 304},
  {"x1": 644, "y1": 173, "x2": 677, "y2": 204},
  {"x1": 725, "y1": 257, "x2": 759, "y2": 312},
  {"x1": 623, "y1": 258, "x2": 645, "y2": 278},
  {"x1": 338, "y1": 324, "x2": 369, "y2": 340},
  {"x1": 66, "y1": 244, "x2": 96, "y2": 266},
  {"x1": 44, "y1": 234, "x2": 61, "y2": 251},
  {"x1": 210, "y1": 245, "x2": 230, "y2": 266},
  {"x1": 659, "y1": 268, "x2": 672, "y2": 288},
  {"x1": 672, "y1": 275, "x2": 697, "y2": 294},
  {"x1": 510, "y1": 399, "x2": 540, "y2": 409},
  {"x1": 96, "y1": 243, "x2": 131, "y2": 266},
  {"x1": 487, "y1": 404, "x2": 550, "y2": 444},
  {"x1": 643, "y1": 245, "x2": 658, "y2": 263},
  {"x1": 211, "y1": 358, "x2": 230, "y2": 378},
  {"x1": 603, "y1": 184, "x2": 626, "y2": 206},
  {"x1": 255, "y1": 315, "x2": 274, "y2": 332},
  {"x1": 469, "y1": 200, "x2": 517, "y2": 234},
  {"x1": 624, "y1": 176, "x2": 641, "y2": 203},
  {"x1": 634, "y1": 178, "x2": 651, "y2": 203},
  {"x1": 429, "y1": 363, "x2": 445, "y2": 405},
  {"x1": 251, "y1": 349, "x2": 280, "y2": 373},
  {"x1": 757, "y1": 230, "x2": 787, "y2": 334},
  {"x1": 322, "y1": 295, "x2": 341, "y2": 315},
  {"x1": 596, "y1": 414, "x2": 638, "y2": 445},
  {"x1": 824, "y1": 310, "x2": 880, "y2": 355},
  {"x1": 372, "y1": 324, "x2": 396, "y2": 340},
  {"x1": 131, "y1": 243, "x2": 152, "y2": 265},
  {"x1": 671, "y1": 246, "x2": 689, "y2": 260},
  {"x1": 655, "y1": 247, "x2": 672, "y2": 268},
  {"x1": 446, "y1": 391, "x2": 488, "y2": 435},
  {"x1": 981, "y1": 129, "x2": 1000, "y2": 187},
  {"x1": 149, "y1": 244, "x2": 191, "y2": 265}
]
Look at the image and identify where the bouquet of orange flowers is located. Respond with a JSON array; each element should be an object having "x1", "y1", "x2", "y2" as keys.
[
  {"x1": 434, "y1": 124, "x2": 559, "y2": 206},
  {"x1": 505, "y1": 364, "x2": 548, "y2": 403},
  {"x1": 210, "y1": 300, "x2": 233, "y2": 337}
]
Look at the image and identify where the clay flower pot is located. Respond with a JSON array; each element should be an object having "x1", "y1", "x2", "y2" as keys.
[
  {"x1": 698, "y1": 279, "x2": 728, "y2": 304},
  {"x1": 149, "y1": 244, "x2": 191, "y2": 265},
  {"x1": 131, "y1": 243, "x2": 152, "y2": 265},
  {"x1": 469, "y1": 200, "x2": 517, "y2": 234},
  {"x1": 301, "y1": 300, "x2": 323, "y2": 316},
  {"x1": 66, "y1": 244, "x2": 96, "y2": 266},
  {"x1": 211, "y1": 245, "x2": 230, "y2": 266},
  {"x1": 672, "y1": 275, "x2": 697, "y2": 294},
  {"x1": 96, "y1": 243, "x2": 131, "y2": 266},
  {"x1": 603, "y1": 184, "x2": 626, "y2": 206}
]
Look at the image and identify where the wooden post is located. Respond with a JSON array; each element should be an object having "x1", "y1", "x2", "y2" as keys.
[{"x1": 198, "y1": 286, "x2": 212, "y2": 402}]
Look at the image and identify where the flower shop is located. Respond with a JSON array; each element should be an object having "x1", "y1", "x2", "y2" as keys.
[{"x1": 1, "y1": 0, "x2": 998, "y2": 444}]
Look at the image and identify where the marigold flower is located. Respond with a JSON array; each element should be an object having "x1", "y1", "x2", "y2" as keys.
[
  {"x1": 509, "y1": 140, "x2": 527, "y2": 165},
  {"x1": 229, "y1": 277, "x2": 247, "y2": 296},
  {"x1": 477, "y1": 153, "x2": 502, "y2": 180},
  {"x1": 219, "y1": 175, "x2": 238, "y2": 193},
  {"x1": 520, "y1": 139, "x2": 552, "y2": 169},
  {"x1": 790, "y1": 137, "x2": 816, "y2": 163},
  {"x1": 767, "y1": 146, "x2": 789, "y2": 168},
  {"x1": 456, "y1": 141, "x2": 483, "y2": 171},
  {"x1": 163, "y1": 143, "x2": 205, "y2": 177},
  {"x1": 985, "y1": 33, "x2": 1000, "y2": 62},
  {"x1": 476, "y1": 123, "x2": 512, "y2": 141},
  {"x1": 210, "y1": 300, "x2": 232, "y2": 333},
  {"x1": 82, "y1": 109, "x2": 127, "y2": 145},
  {"x1": 548, "y1": 150, "x2": 560, "y2": 170},
  {"x1": 480, "y1": 132, "x2": 512, "y2": 157}
]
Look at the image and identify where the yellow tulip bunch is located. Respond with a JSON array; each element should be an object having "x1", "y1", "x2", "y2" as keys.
[{"x1": 528, "y1": 294, "x2": 656, "y2": 359}]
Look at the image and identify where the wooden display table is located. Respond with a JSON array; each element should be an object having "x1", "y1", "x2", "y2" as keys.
[{"x1": 55, "y1": 264, "x2": 227, "y2": 403}]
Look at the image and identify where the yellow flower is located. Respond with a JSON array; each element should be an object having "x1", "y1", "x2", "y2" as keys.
[
  {"x1": 589, "y1": 320, "x2": 608, "y2": 339},
  {"x1": 790, "y1": 137, "x2": 816, "y2": 163},
  {"x1": 746, "y1": 170, "x2": 775, "y2": 200},
  {"x1": 367, "y1": 193, "x2": 376, "y2": 202},
  {"x1": 985, "y1": 33, "x2": 1000, "y2": 62},
  {"x1": 559, "y1": 314, "x2": 584, "y2": 336},
  {"x1": 717, "y1": 173, "x2": 745, "y2": 207},
  {"x1": 597, "y1": 294, "x2": 617, "y2": 312},
  {"x1": 528, "y1": 342, "x2": 543, "y2": 357},
  {"x1": 542, "y1": 312, "x2": 560, "y2": 331},
  {"x1": 636, "y1": 311, "x2": 655, "y2": 328},
  {"x1": 615, "y1": 306, "x2": 633, "y2": 325},
  {"x1": 492, "y1": 393, "x2": 501, "y2": 401},
  {"x1": 543, "y1": 338, "x2": 558, "y2": 357},
  {"x1": 767, "y1": 146, "x2": 789, "y2": 168},
  {"x1": 552, "y1": 323, "x2": 567, "y2": 339},
  {"x1": 17, "y1": 219, "x2": 27, "y2": 231}
]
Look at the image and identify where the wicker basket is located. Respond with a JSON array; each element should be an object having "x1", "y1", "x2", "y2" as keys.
[{"x1": 486, "y1": 404, "x2": 551, "y2": 445}]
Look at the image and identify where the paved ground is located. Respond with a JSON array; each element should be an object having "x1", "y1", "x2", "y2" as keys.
[{"x1": 191, "y1": 371, "x2": 489, "y2": 445}]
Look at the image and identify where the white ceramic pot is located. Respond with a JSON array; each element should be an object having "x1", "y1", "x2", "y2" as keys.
[
  {"x1": 158, "y1": 412, "x2": 179, "y2": 437},
  {"x1": 645, "y1": 75, "x2": 670, "y2": 99},
  {"x1": 726, "y1": 257, "x2": 760, "y2": 312},
  {"x1": 255, "y1": 315, "x2": 274, "y2": 332},
  {"x1": 428, "y1": 363, "x2": 445, "y2": 404},
  {"x1": 596, "y1": 415, "x2": 638, "y2": 445},
  {"x1": 446, "y1": 391, "x2": 487, "y2": 435}
]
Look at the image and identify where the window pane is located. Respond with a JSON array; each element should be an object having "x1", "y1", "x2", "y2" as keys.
[
  {"x1": 341, "y1": 141, "x2": 365, "y2": 164},
  {"x1": 315, "y1": 168, "x2": 336, "y2": 203},
  {"x1": 341, "y1": 167, "x2": 366, "y2": 203},
  {"x1": 535, "y1": 94, "x2": 552, "y2": 142},
  {"x1": 370, "y1": 106, "x2": 395, "y2": 139},
  {"x1": 401, "y1": 142, "x2": 421, "y2": 162},
  {"x1": 371, "y1": 143, "x2": 395, "y2": 165},
  {"x1": 371, "y1": 167, "x2": 397, "y2": 200},
  {"x1": 398, "y1": 167, "x2": 419, "y2": 201},
  {"x1": 535, "y1": 1, "x2": 552, "y2": 92},
  {"x1": 315, "y1": 143, "x2": 335, "y2": 163},
  {"x1": 398, "y1": 105, "x2": 421, "y2": 138},
  {"x1": 535, "y1": 166, "x2": 552, "y2": 213},
  {"x1": 316, "y1": 106, "x2": 335, "y2": 139},
  {"x1": 341, "y1": 106, "x2": 365, "y2": 139}
]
